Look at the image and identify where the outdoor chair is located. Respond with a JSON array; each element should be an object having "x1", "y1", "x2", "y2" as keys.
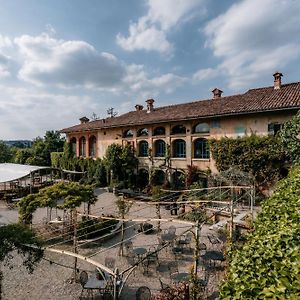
[
  {"x1": 105, "y1": 257, "x2": 116, "y2": 270},
  {"x1": 136, "y1": 286, "x2": 151, "y2": 300},
  {"x1": 146, "y1": 246, "x2": 159, "y2": 265},
  {"x1": 158, "y1": 278, "x2": 170, "y2": 292},
  {"x1": 124, "y1": 240, "x2": 134, "y2": 256},
  {"x1": 79, "y1": 270, "x2": 92, "y2": 299},
  {"x1": 168, "y1": 260, "x2": 178, "y2": 276},
  {"x1": 168, "y1": 225, "x2": 176, "y2": 236},
  {"x1": 178, "y1": 232, "x2": 193, "y2": 251}
]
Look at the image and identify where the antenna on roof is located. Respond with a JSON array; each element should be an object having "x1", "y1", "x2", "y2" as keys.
[{"x1": 107, "y1": 107, "x2": 117, "y2": 118}]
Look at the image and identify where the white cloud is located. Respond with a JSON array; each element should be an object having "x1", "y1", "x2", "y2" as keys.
[
  {"x1": 15, "y1": 33, "x2": 126, "y2": 89},
  {"x1": 124, "y1": 64, "x2": 186, "y2": 98},
  {"x1": 117, "y1": 0, "x2": 205, "y2": 53},
  {"x1": 193, "y1": 67, "x2": 218, "y2": 81},
  {"x1": 203, "y1": 0, "x2": 300, "y2": 89}
]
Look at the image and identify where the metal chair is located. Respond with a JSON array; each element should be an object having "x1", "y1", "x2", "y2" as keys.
[
  {"x1": 168, "y1": 225, "x2": 176, "y2": 236},
  {"x1": 124, "y1": 240, "x2": 134, "y2": 256},
  {"x1": 79, "y1": 271, "x2": 92, "y2": 299},
  {"x1": 136, "y1": 286, "x2": 151, "y2": 300},
  {"x1": 147, "y1": 246, "x2": 159, "y2": 265},
  {"x1": 158, "y1": 278, "x2": 170, "y2": 292},
  {"x1": 105, "y1": 257, "x2": 116, "y2": 270},
  {"x1": 168, "y1": 260, "x2": 178, "y2": 276}
]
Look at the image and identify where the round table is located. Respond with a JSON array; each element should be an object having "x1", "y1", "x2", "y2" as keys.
[
  {"x1": 170, "y1": 272, "x2": 189, "y2": 283},
  {"x1": 133, "y1": 247, "x2": 147, "y2": 259}
]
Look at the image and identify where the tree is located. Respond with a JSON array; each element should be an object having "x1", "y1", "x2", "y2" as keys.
[
  {"x1": 0, "y1": 224, "x2": 43, "y2": 299},
  {"x1": 104, "y1": 144, "x2": 138, "y2": 187},
  {"x1": 0, "y1": 141, "x2": 12, "y2": 163},
  {"x1": 280, "y1": 110, "x2": 300, "y2": 164}
]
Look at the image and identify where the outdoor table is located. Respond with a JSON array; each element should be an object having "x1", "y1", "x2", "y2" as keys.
[
  {"x1": 203, "y1": 250, "x2": 224, "y2": 266},
  {"x1": 133, "y1": 247, "x2": 147, "y2": 259},
  {"x1": 84, "y1": 275, "x2": 107, "y2": 297},
  {"x1": 170, "y1": 272, "x2": 189, "y2": 283}
]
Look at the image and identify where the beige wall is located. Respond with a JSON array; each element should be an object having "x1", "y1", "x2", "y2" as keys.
[{"x1": 67, "y1": 110, "x2": 296, "y2": 175}]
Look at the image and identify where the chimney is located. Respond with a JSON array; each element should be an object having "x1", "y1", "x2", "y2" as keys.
[
  {"x1": 79, "y1": 116, "x2": 89, "y2": 124},
  {"x1": 212, "y1": 88, "x2": 223, "y2": 99},
  {"x1": 273, "y1": 71, "x2": 283, "y2": 90},
  {"x1": 135, "y1": 104, "x2": 144, "y2": 111},
  {"x1": 146, "y1": 99, "x2": 155, "y2": 113}
]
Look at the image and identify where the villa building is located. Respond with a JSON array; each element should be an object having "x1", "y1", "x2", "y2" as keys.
[{"x1": 61, "y1": 72, "x2": 300, "y2": 183}]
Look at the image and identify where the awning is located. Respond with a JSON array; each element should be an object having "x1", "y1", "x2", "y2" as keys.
[{"x1": 0, "y1": 163, "x2": 51, "y2": 183}]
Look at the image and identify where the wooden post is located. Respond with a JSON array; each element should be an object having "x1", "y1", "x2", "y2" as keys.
[
  {"x1": 73, "y1": 209, "x2": 78, "y2": 282},
  {"x1": 194, "y1": 221, "x2": 200, "y2": 278},
  {"x1": 229, "y1": 193, "x2": 234, "y2": 242},
  {"x1": 113, "y1": 268, "x2": 119, "y2": 300},
  {"x1": 156, "y1": 204, "x2": 161, "y2": 232}
]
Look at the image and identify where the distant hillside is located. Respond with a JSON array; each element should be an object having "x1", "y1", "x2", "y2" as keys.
[{"x1": 4, "y1": 140, "x2": 32, "y2": 148}]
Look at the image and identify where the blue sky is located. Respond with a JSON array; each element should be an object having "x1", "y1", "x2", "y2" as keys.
[{"x1": 1, "y1": 0, "x2": 300, "y2": 139}]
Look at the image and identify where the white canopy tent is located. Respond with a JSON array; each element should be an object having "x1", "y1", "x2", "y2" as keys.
[{"x1": 0, "y1": 163, "x2": 50, "y2": 183}]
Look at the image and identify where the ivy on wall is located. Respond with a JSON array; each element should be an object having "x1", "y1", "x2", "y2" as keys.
[
  {"x1": 280, "y1": 109, "x2": 300, "y2": 164},
  {"x1": 209, "y1": 135, "x2": 287, "y2": 189},
  {"x1": 218, "y1": 167, "x2": 300, "y2": 299}
]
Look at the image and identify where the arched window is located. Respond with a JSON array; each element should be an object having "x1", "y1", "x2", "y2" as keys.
[
  {"x1": 171, "y1": 125, "x2": 186, "y2": 135},
  {"x1": 70, "y1": 137, "x2": 76, "y2": 155},
  {"x1": 172, "y1": 139, "x2": 186, "y2": 158},
  {"x1": 153, "y1": 126, "x2": 166, "y2": 136},
  {"x1": 89, "y1": 136, "x2": 97, "y2": 157},
  {"x1": 139, "y1": 141, "x2": 149, "y2": 157},
  {"x1": 137, "y1": 128, "x2": 148, "y2": 137},
  {"x1": 123, "y1": 129, "x2": 134, "y2": 138},
  {"x1": 194, "y1": 138, "x2": 210, "y2": 159},
  {"x1": 154, "y1": 140, "x2": 166, "y2": 157},
  {"x1": 193, "y1": 123, "x2": 210, "y2": 134},
  {"x1": 79, "y1": 137, "x2": 86, "y2": 157}
]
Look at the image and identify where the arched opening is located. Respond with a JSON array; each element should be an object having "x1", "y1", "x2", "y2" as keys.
[
  {"x1": 89, "y1": 136, "x2": 97, "y2": 157},
  {"x1": 137, "y1": 128, "x2": 148, "y2": 137},
  {"x1": 153, "y1": 126, "x2": 166, "y2": 136},
  {"x1": 70, "y1": 137, "x2": 76, "y2": 155},
  {"x1": 172, "y1": 171, "x2": 185, "y2": 189},
  {"x1": 154, "y1": 140, "x2": 166, "y2": 157},
  {"x1": 194, "y1": 138, "x2": 210, "y2": 159},
  {"x1": 172, "y1": 139, "x2": 186, "y2": 158},
  {"x1": 137, "y1": 169, "x2": 149, "y2": 189},
  {"x1": 123, "y1": 129, "x2": 134, "y2": 138},
  {"x1": 171, "y1": 125, "x2": 186, "y2": 135},
  {"x1": 138, "y1": 141, "x2": 149, "y2": 157},
  {"x1": 79, "y1": 137, "x2": 86, "y2": 157},
  {"x1": 152, "y1": 169, "x2": 165, "y2": 186},
  {"x1": 193, "y1": 123, "x2": 210, "y2": 134}
]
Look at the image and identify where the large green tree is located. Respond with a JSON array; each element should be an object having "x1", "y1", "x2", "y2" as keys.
[
  {"x1": 0, "y1": 224, "x2": 43, "y2": 299},
  {"x1": 0, "y1": 141, "x2": 12, "y2": 163},
  {"x1": 14, "y1": 131, "x2": 65, "y2": 166}
]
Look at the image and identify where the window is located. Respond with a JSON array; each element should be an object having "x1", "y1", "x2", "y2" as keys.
[
  {"x1": 194, "y1": 138, "x2": 210, "y2": 159},
  {"x1": 268, "y1": 123, "x2": 282, "y2": 136},
  {"x1": 211, "y1": 119, "x2": 221, "y2": 129},
  {"x1": 193, "y1": 123, "x2": 210, "y2": 133},
  {"x1": 123, "y1": 129, "x2": 133, "y2": 138},
  {"x1": 89, "y1": 136, "x2": 96, "y2": 157},
  {"x1": 153, "y1": 126, "x2": 166, "y2": 136},
  {"x1": 171, "y1": 125, "x2": 186, "y2": 135},
  {"x1": 152, "y1": 170, "x2": 165, "y2": 185},
  {"x1": 154, "y1": 140, "x2": 166, "y2": 157},
  {"x1": 137, "y1": 128, "x2": 148, "y2": 137},
  {"x1": 235, "y1": 126, "x2": 246, "y2": 137},
  {"x1": 139, "y1": 141, "x2": 149, "y2": 157},
  {"x1": 70, "y1": 137, "x2": 76, "y2": 155},
  {"x1": 172, "y1": 139, "x2": 186, "y2": 158},
  {"x1": 79, "y1": 137, "x2": 86, "y2": 157}
]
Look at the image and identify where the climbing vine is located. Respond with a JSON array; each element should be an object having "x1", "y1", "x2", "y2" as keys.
[{"x1": 209, "y1": 135, "x2": 287, "y2": 189}]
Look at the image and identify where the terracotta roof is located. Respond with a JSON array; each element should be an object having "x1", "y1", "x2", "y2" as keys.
[{"x1": 61, "y1": 82, "x2": 300, "y2": 133}]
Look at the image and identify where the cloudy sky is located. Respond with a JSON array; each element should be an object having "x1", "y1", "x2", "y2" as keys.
[{"x1": 1, "y1": 0, "x2": 300, "y2": 140}]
